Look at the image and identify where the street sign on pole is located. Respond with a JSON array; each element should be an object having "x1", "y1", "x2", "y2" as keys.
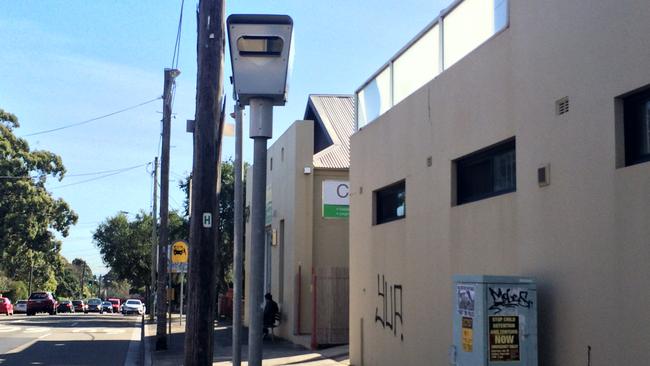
[{"x1": 170, "y1": 240, "x2": 189, "y2": 273}]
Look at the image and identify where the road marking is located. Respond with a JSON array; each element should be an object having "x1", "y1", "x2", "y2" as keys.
[
  {"x1": 123, "y1": 318, "x2": 142, "y2": 366},
  {"x1": 4, "y1": 333, "x2": 50, "y2": 354},
  {"x1": 0, "y1": 326, "x2": 20, "y2": 332},
  {"x1": 23, "y1": 327, "x2": 50, "y2": 333}
]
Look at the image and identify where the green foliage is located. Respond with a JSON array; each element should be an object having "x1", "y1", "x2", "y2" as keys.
[
  {"x1": 0, "y1": 108, "x2": 78, "y2": 297},
  {"x1": 93, "y1": 211, "x2": 188, "y2": 291},
  {"x1": 180, "y1": 159, "x2": 246, "y2": 294}
]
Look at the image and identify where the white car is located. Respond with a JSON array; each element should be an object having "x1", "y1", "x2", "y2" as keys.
[{"x1": 121, "y1": 299, "x2": 145, "y2": 315}]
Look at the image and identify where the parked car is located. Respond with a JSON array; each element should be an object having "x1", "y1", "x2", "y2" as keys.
[
  {"x1": 108, "y1": 298, "x2": 121, "y2": 313},
  {"x1": 57, "y1": 300, "x2": 74, "y2": 313},
  {"x1": 0, "y1": 297, "x2": 14, "y2": 316},
  {"x1": 14, "y1": 300, "x2": 27, "y2": 314},
  {"x1": 86, "y1": 298, "x2": 103, "y2": 313},
  {"x1": 101, "y1": 301, "x2": 113, "y2": 313},
  {"x1": 121, "y1": 299, "x2": 144, "y2": 315},
  {"x1": 72, "y1": 300, "x2": 87, "y2": 313},
  {"x1": 27, "y1": 292, "x2": 58, "y2": 316}
]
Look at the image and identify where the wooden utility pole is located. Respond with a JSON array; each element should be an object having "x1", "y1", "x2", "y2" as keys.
[
  {"x1": 156, "y1": 67, "x2": 180, "y2": 351},
  {"x1": 150, "y1": 156, "x2": 159, "y2": 321},
  {"x1": 184, "y1": 0, "x2": 225, "y2": 364}
]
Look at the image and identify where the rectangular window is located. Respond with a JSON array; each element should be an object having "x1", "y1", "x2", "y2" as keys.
[
  {"x1": 374, "y1": 180, "x2": 406, "y2": 225},
  {"x1": 456, "y1": 138, "x2": 516, "y2": 205},
  {"x1": 623, "y1": 88, "x2": 650, "y2": 166}
]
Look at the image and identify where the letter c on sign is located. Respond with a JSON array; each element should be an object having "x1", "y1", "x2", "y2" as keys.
[{"x1": 336, "y1": 183, "x2": 349, "y2": 199}]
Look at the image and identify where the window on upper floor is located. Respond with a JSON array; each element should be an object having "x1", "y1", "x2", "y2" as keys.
[
  {"x1": 374, "y1": 180, "x2": 405, "y2": 225},
  {"x1": 455, "y1": 138, "x2": 516, "y2": 205},
  {"x1": 622, "y1": 88, "x2": 650, "y2": 167}
]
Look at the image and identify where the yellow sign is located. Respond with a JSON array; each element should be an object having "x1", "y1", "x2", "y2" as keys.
[
  {"x1": 171, "y1": 241, "x2": 189, "y2": 264},
  {"x1": 462, "y1": 317, "x2": 473, "y2": 352}
]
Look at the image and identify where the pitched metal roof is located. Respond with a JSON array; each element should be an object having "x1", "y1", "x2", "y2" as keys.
[{"x1": 305, "y1": 95, "x2": 355, "y2": 169}]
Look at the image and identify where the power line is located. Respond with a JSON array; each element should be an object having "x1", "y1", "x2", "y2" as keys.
[
  {"x1": 0, "y1": 175, "x2": 32, "y2": 179},
  {"x1": 171, "y1": 0, "x2": 185, "y2": 70},
  {"x1": 65, "y1": 164, "x2": 151, "y2": 178},
  {"x1": 51, "y1": 163, "x2": 148, "y2": 189},
  {"x1": 22, "y1": 96, "x2": 162, "y2": 137}
]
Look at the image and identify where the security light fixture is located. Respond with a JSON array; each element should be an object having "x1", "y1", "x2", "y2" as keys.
[{"x1": 227, "y1": 14, "x2": 293, "y2": 107}]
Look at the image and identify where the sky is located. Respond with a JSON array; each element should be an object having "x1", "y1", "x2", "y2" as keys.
[{"x1": 0, "y1": 0, "x2": 451, "y2": 275}]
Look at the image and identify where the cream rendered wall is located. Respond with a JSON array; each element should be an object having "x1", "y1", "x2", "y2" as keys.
[
  {"x1": 350, "y1": 0, "x2": 650, "y2": 365},
  {"x1": 312, "y1": 169, "x2": 350, "y2": 270},
  {"x1": 244, "y1": 120, "x2": 315, "y2": 345}
]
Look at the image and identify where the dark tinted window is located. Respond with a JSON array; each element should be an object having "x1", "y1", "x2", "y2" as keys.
[
  {"x1": 624, "y1": 88, "x2": 650, "y2": 166},
  {"x1": 456, "y1": 138, "x2": 516, "y2": 205},
  {"x1": 29, "y1": 292, "x2": 49, "y2": 299},
  {"x1": 375, "y1": 180, "x2": 406, "y2": 225}
]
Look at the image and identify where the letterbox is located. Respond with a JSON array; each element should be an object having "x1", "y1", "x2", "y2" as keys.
[{"x1": 451, "y1": 275, "x2": 538, "y2": 365}]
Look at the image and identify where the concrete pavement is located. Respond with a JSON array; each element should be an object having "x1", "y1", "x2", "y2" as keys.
[
  {"x1": 0, "y1": 313, "x2": 142, "y2": 366},
  {"x1": 144, "y1": 315, "x2": 350, "y2": 365}
]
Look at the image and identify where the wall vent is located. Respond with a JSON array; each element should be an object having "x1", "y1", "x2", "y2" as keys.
[
  {"x1": 538, "y1": 164, "x2": 550, "y2": 187},
  {"x1": 556, "y1": 97, "x2": 569, "y2": 115}
]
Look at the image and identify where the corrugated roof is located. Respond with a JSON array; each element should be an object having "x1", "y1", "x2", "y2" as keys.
[{"x1": 305, "y1": 95, "x2": 355, "y2": 169}]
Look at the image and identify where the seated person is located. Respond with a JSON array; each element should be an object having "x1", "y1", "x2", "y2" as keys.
[{"x1": 262, "y1": 293, "x2": 279, "y2": 335}]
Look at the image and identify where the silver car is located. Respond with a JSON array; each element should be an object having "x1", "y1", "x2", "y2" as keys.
[{"x1": 14, "y1": 300, "x2": 27, "y2": 314}]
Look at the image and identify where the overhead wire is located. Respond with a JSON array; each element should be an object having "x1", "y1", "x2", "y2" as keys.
[
  {"x1": 22, "y1": 96, "x2": 162, "y2": 137},
  {"x1": 50, "y1": 163, "x2": 149, "y2": 189}
]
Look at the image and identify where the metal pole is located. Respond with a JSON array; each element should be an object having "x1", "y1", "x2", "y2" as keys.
[
  {"x1": 233, "y1": 103, "x2": 243, "y2": 366},
  {"x1": 156, "y1": 67, "x2": 179, "y2": 351},
  {"x1": 150, "y1": 157, "x2": 158, "y2": 321},
  {"x1": 247, "y1": 98, "x2": 273, "y2": 366},
  {"x1": 180, "y1": 273, "x2": 184, "y2": 325},
  {"x1": 28, "y1": 256, "x2": 33, "y2": 296}
]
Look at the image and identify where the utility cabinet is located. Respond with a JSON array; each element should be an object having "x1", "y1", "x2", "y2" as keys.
[{"x1": 451, "y1": 275, "x2": 538, "y2": 366}]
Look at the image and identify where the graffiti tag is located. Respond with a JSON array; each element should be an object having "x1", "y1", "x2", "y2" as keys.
[
  {"x1": 375, "y1": 274, "x2": 404, "y2": 341},
  {"x1": 488, "y1": 287, "x2": 532, "y2": 314}
]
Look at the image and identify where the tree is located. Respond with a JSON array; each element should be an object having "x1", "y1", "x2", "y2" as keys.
[
  {"x1": 93, "y1": 211, "x2": 188, "y2": 291},
  {"x1": 180, "y1": 159, "x2": 246, "y2": 294},
  {"x1": 0, "y1": 108, "x2": 84, "y2": 300}
]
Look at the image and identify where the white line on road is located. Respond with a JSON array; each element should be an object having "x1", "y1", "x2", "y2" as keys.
[
  {"x1": 123, "y1": 318, "x2": 142, "y2": 366},
  {"x1": 0, "y1": 326, "x2": 20, "y2": 333},
  {"x1": 4, "y1": 333, "x2": 50, "y2": 354}
]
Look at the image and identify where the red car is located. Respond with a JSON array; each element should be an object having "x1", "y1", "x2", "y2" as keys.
[
  {"x1": 0, "y1": 297, "x2": 14, "y2": 316},
  {"x1": 108, "y1": 298, "x2": 121, "y2": 313},
  {"x1": 27, "y1": 292, "x2": 58, "y2": 316}
]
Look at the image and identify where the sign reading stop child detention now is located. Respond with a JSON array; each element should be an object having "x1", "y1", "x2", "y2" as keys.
[{"x1": 322, "y1": 181, "x2": 349, "y2": 218}]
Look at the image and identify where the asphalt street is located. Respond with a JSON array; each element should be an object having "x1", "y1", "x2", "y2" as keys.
[{"x1": 0, "y1": 312, "x2": 142, "y2": 366}]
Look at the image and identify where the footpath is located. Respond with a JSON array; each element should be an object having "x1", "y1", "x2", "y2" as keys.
[{"x1": 142, "y1": 315, "x2": 350, "y2": 366}]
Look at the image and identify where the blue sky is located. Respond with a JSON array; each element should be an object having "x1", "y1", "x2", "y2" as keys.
[{"x1": 0, "y1": 0, "x2": 450, "y2": 275}]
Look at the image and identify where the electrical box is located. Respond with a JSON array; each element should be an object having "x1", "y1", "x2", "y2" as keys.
[{"x1": 451, "y1": 275, "x2": 538, "y2": 366}]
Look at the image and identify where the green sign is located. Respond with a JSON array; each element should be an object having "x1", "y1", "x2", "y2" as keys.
[{"x1": 323, "y1": 204, "x2": 349, "y2": 218}]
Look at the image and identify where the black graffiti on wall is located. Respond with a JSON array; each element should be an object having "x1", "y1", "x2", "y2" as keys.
[
  {"x1": 488, "y1": 287, "x2": 533, "y2": 314},
  {"x1": 375, "y1": 274, "x2": 404, "y2": 341}
]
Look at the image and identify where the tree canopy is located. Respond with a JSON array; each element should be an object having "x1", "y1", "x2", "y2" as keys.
[
  {"x1": 93, "y1": 211, "x2": 188, "y2": 291},
  {"x1": 0, "y1": 108, "x2": 79, "y2": 298}
]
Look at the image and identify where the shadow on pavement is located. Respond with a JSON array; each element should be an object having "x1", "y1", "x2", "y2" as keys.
[
  {"x1": 148, "y1": 320, "x2": 346, "y2": 365},
  {"x1": 0, "y1": 339, "x2": 133, "y2": 366}
]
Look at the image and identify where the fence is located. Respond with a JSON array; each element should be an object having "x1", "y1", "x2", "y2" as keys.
[
  {"x1": 312, "y1": 267, "x2": 350, "y2": 348},
  {"x1": 356, "y1": 0, "x2": 509, "y2": 128}
]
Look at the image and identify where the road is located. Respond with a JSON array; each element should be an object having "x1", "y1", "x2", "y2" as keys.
[{"x1": 0, "y1": 312, "x2": 142, "y2": 366}]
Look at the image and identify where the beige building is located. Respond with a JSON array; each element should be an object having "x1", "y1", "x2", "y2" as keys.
[
  {"x1": 349, "y1": 0, "x2": 650, "y2": 365},
  {"x1": 245, "y1": 95, "x2": 354, "y2": 348}
]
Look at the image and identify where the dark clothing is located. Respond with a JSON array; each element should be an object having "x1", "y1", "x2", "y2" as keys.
[{"x1": 263, "y1": 299, "x2": 279, "y2": 328}]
